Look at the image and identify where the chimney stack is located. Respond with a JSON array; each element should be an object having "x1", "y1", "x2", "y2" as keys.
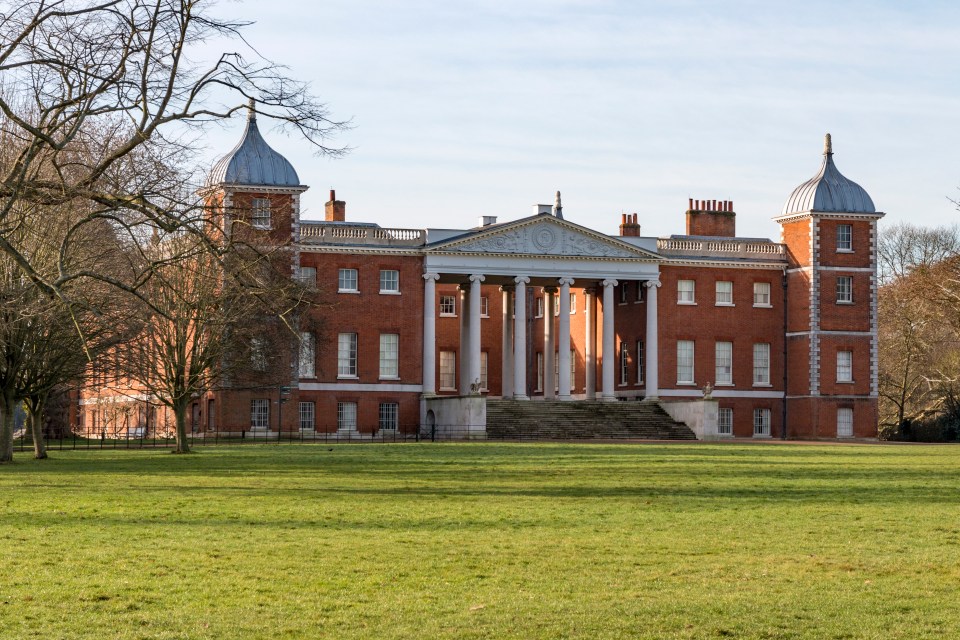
[
  {"x1": 685, "y1": 197, "x2": 736, "y2": 237},
  {"x1": 325, "y1": 189, "x2": 346, "y2": 222},
  {"x1": 619, "y1": 212, "x2": 641, "y2": 237}
]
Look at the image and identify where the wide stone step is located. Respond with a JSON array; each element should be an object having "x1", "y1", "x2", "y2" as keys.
[{"x1": 484, "y1": 400, "x2": 696, "y2": 440}]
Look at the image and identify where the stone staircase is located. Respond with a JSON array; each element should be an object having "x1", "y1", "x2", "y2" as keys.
[{"x1": 485, "y1": 399, "x2": 697, "y2": 441}]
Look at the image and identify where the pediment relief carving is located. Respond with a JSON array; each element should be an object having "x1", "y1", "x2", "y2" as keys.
[{"x1": 438, "y1": 221, "x2": 648, "y2": 259}]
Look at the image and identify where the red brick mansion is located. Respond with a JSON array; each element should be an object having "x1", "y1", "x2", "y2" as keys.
[{"x1": 80, "y1": 112, "x2": 882, "y2": 440}]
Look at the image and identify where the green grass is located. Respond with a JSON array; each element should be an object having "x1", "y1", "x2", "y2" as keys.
[{"x1": 2, "y1": 443, "x2": 959, "y2": 639}]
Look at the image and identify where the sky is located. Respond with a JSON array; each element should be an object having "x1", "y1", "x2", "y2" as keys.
[{"x1": 200, "y1": 0, "x2": 960, "y2": 239}]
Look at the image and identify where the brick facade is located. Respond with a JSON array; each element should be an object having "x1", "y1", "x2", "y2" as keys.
[{"x1": 76, "y1": 129, "x2": 881, "y2": 440}]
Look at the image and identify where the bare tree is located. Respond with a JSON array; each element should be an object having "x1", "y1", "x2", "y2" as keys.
[
  {"x1": 119, "y1": 230, "x2": 309, "y2": 453},
  {"x1": 0, "y1": 0, "x2": 346, "y2": 301},
  {"x1": 877, "y1": 222, "x2": 960, "y2": 284}
]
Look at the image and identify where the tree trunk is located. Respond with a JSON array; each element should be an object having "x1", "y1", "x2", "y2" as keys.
[
  {"x1": 173, "y1": 401, "x2": 191, "y2": 454},
  {"x1": 0, "y1": 397, "x2": 14, "y2": 464},
  {"x1": 28, "y1": 397, "x2": 47, "y2": 460}
]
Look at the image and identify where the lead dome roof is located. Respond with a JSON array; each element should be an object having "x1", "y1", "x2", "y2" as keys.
[
  {"x1": 208, "y1": 102, "x2": 300, "y2": 187},
  {"x1": 781, "y1": 134, "x2": 875, "y2": 215}
]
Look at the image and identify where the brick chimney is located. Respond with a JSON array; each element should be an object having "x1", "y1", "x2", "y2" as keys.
[
  {"x1": 619, "y1": 213, "x2": 641, "y2": 237},
  {"x1": 325, "y1": 189, "x2": 346, "y2": 222},
  {"x1": 685, "y1": 198, "x2": 735, "y2": 237}
]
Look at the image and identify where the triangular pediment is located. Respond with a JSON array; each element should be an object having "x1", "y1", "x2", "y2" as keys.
[{"x1": 427, "y1": 216, "x2": 658, "y2": 260}]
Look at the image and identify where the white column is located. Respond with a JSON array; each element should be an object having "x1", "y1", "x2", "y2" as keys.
[
  {"x1": 543, "y1": 287, "x2": 556, "y2": 400},
  {"x1": 513, "y1": 277, "x2": 530, "y2": 400},
  {"x1": 468, "y1": 274, "x2": 485, "y2": 394},
  {"x1": 501, "y1": 286, "x2": 514, "y2": 398},
  {"x1": 422, "y1": 273, "x2": 440, "y2": 396},
  {"x1": 557, "y1": 277, "x2": 574, "y2": 400},
  {"x1": 585, "y1": 288, "x2": 597, "y2": 399},
  {"x1": 601, "y1": 279, "x2": 618, "y2": 401},
  {"x1": 459, "y1": 284, "x2": 470, "y2": 395},
  {"x1": 644, "y1": 280, "x2": 661, "y2": 401}
]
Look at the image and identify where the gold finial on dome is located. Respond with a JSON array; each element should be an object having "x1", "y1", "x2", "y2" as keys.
[{"x1": 824, "y1": 132, "x2": 832, "y2": 155}]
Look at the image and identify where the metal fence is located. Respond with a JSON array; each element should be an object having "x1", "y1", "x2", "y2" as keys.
[{"x1": 11, "y1": 428, "x2": 550, "y2": 451}]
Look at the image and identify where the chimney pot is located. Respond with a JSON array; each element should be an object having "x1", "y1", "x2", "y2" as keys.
[
  {"x1": 688, "y1": 198, "x2": 693, "y2": 210},
  {"x1": 329, "y1": 189, "x2": 335, "y2": 202}
]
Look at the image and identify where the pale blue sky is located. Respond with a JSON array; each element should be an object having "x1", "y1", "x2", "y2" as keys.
[{"x1": 202, "y1": 0, "x2": 960, "y2": 238}]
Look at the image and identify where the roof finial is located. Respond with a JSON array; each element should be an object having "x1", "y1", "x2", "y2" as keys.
[
  {"x1": 247, "y1": 97, "x2": 257, "y2": 122},
  {"x1": 824, "y1": 132, "x2": 832, "y2": 155},
  {"x1": 553, "y1": 190, "x2": 563, "y2": 219}
]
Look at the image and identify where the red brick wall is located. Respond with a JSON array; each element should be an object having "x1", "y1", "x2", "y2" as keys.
[{"x1": 658, "y1": 265, "x2": 785, "y2": 393}]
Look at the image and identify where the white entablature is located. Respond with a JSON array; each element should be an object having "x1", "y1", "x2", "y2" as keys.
[{"x1": 424, "y1": 215, "x2": 661, "y2": 281}]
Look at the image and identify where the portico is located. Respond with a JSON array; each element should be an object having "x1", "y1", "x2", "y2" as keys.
[{"x1": 421, "y1": 215, "x2": 661, "y2": 402}]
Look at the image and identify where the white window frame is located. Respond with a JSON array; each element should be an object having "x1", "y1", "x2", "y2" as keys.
[
  {"x1": 379, "y1": 402, "x2": 399, "y2": 431},
  {"x1": 337, "y1": 402, "x2": 357, "y2": 431},
  {"x1": 718, "y1": 408, "x2": 733, "y2": 435},
  {"x1": 251, "y1": 399, "x2": 269, "y2": 430},
  {"x1": 299, "y1": 401, "x2": 315, "y2": 431},
  {"x1": 836, "y1": 276, "x2": 853, "y2": 304},
  {"x1": 252, "y1": 198, "x2": 271, "y2": 229},
  {"x1": 569, "y1": 293, "x2": 576, "y2": 314},
  {"x1": 250, "y1": 336, "x2": 267, "y2": 372},
  {"x1": 677, "y1": 280, "x2": 696, "y2": 305},
  {"x1": 636, "y1": 283, "x2": 645, "y2": 303},
  {"x1": 338, "y1": 268, "x2": 359, "y2": 293},
  {"x1": 837, "y1": 350, "x2": 853, "y2": 383},
  {"x1": 619, "y1": 342, "x2": 629, "y2": 385},
  {"x1": 299, "y1": 332, "x2": 316, "y2": 378},
  {"x1": 439, "y1": 351, "x2": 456, "y2": 391},
  {"x1": 753, "y1": 343, "x2": 771, "y2": 386},
  {"x1": 296, "y1": 266, "x2": 317, "y2": 287},
  {"x1": 753, "y1": 408, "x2": 771, "y2": 437},
  {"x1": 753, "y1": 282, "x2": 771, "y2": 307},
  {"x1": 379, "y1": 269, "x2": 400, "y2": 294},
  {"x1": 554, "y1": 296, "x2": 560, "y2": 317},
  {"x1": 837, "y1": 224, "x2": 853, "y2": 252},
  {"x1": 481, "y1": 296, "x2": 489, "y2": 318},
  {"x1": 569, "y1": 348, "x2": 576, "y2": 392},
  {"x1": 337, "y1": 333, "x2": 358, "y2": 378},
  {"x1": 636, "y1": 340, "x2": 644, "y2": 385},
  {"x1": 480, "y1": 351, "x2": 488, "y2": 391},
  {"x1": 536, "y1": 352, "x2": 543, "y2": 392},
  {"x1": 715, "y1": 281, "x2": 733, "y2": 306},
  {"x1": 535, "y1": 297, "x2": 544, "y2": 318},
  {"x1": 379, "y1": 333, "x2": 399, "y2": 379},
  {"x1": 677, "y1": 340, "x2": 695, "y2": 384},
  {"x1": 837, "y1": 408, "x2": 853, "y2": 437},
  {"x1": 715, "y1": 341, "x2": 733, "y2": 385},
  {"x1": 619, "y1": 283, "x2": 629, "y2": 304},
  {"x1": 439, "y1": 295, "x2": 456, "y2": 317}
]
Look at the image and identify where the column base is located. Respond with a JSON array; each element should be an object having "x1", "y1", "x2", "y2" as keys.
[
  {"x1": 513, "y1": 394, "x2": 530, "y2": 401},
  {"x1": 600, "y1": 394, "x2": 617, "y2": 402},
  {"x1": 642, "y1": 394, "x2": 660, "y2": 402},
  {"x1": 558, "y1": 394, "x2": 572, "y2": 401}
]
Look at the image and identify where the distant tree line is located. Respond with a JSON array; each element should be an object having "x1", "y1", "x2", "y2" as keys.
[{"x1": 878, "y1": 222, "x2": 960, "y2": 441}]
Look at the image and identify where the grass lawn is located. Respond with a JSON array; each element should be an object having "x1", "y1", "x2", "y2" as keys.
[{"x1": 1, "y1": 442, "x2": 959, "y2": 639}]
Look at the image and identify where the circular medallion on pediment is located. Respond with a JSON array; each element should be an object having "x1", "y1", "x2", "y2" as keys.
[{"x1": 532, "y1": 226, "x2": 557, "y2": 251}]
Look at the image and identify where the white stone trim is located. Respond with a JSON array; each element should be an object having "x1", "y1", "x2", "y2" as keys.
[
  {"x1": 657, "y1": 389, "x2": 785, "y2": 399},
  {"x1": 870, "y1": 220, "x2": 880, "y2": 397},
  {"x1": 299, "y1": 382, "x2": 423, "y2": 393},
  {"x1": 786, "y1": 330, "x2": 874, "y2": 338}
]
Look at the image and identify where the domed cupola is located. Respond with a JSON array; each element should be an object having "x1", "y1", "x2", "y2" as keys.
[
  {"x1": 780, "y1": 134, "x2": 875, "y2": 216},
  {"x1": 207, "y1": 100, "x2": 301, "y2": 187}
]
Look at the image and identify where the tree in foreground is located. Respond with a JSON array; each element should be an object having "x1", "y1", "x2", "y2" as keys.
[{"x1": 117, "y1": 229, "x2": 308, "y2": 454}]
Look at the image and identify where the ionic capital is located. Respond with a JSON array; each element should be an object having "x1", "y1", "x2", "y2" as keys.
[
  {"x1": 469, "y1": 274, "x2": 486, "y2": 284},
  {"x1": 644, "y1": 279, "x2": 662, "y2": 289},
  {"x1": 514, "y1": 276, "x2": 531, "y2": 286},
  {"x1": 601, "y1": 279, "x2": 619, "y2": 288},
  {"x1": 423, "y1": 272, "x2": 440, "y2": 282},
  {"x1": 558, "y1": 277, "x2": 575, "y2": 287}
]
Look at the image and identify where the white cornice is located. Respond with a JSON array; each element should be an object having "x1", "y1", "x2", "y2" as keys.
[{"x1": 773, "y1": 210, "x2": 885, "y2": 225}]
